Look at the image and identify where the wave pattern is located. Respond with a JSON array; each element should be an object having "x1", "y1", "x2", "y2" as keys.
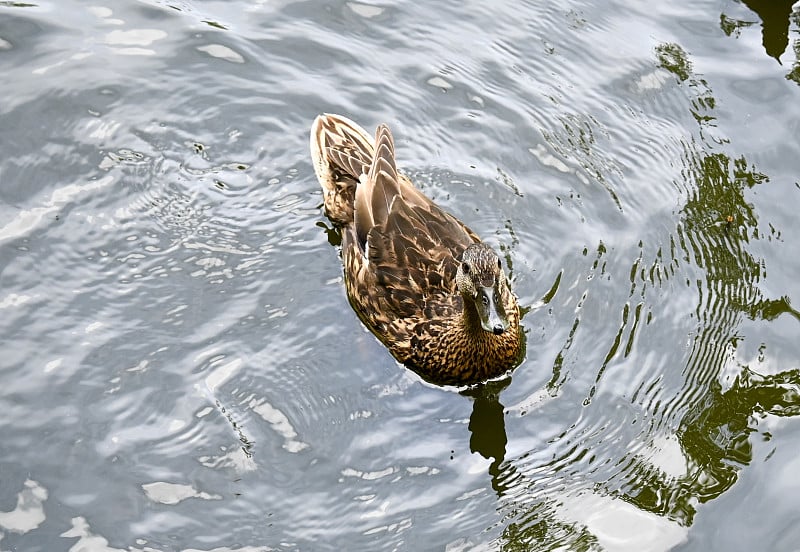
[
  {"x1": 1, "y1": 0, "x2": 800, "y2": 550},
  {"x1": 492, "y1": 28, "x2": 800, "y2": 548}
]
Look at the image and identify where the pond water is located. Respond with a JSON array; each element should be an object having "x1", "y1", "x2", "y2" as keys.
[{"x1": 1, "y1": 0, "x2": 799, "y2": 550}]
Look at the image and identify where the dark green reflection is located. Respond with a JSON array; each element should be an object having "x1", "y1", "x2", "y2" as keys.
[
  {"x1": 502, "y1": 510, "x2": 600, "y2": 552},
  {"x1": 719, "y1": 0, "x2": 800, "y2": 84},
  {"x1": 720, "y1": 0, "x2": 798, "y2": 61},
  {"x1": 619, "y1": 40, "x2": 800, "y2": 526},
  {"x1": 203, "y1": 20, "x2": 229, "y2": 31},
  {"x1": 497, "y1": 40, "x2": 800, "y2": 549},
  {"x1": 627, "y1": 368, "x2": 800, "y2": 525}
]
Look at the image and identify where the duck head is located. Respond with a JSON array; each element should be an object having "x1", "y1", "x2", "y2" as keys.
[{"x1": 456, "y1": 243, "x2": 510, "y2": 335}]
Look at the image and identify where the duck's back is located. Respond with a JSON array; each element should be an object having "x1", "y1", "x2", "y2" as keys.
[{"x1": 311, "y1": 114, "x2": 475, "y2": 306}]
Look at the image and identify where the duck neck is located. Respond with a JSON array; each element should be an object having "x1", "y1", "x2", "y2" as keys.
[{"x1": 460, "y1": 295, "x2": 487, "y2": 337}]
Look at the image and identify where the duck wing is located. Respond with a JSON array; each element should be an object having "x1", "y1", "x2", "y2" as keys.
[
  {"x1": 354, "y1": 124, "x2": 402, "y2": 249},
  {"x1": 310, "y1": 114, "x2": 375, "y2": 225},
  {"x1": 358, "y1": 125, "x2": 478, "y2": 318}
]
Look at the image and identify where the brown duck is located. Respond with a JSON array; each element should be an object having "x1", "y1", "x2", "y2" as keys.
[{"x1": 310, "y1": 114, "x2": 522, "y2": 386}]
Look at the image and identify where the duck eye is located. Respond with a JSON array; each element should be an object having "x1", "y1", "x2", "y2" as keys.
[
  {"x1": 461, "y1": 261, "x2": 470, "y2": 274},
  {"x1": 481, "y1": 293, "x2": 489, "y2": 307},
  {"x1": 497, "y1": 258, "x2": 502, "y2": 270}
]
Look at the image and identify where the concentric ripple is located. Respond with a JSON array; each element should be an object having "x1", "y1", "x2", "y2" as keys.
[{"x1": 1, "y1": 0, "x2": 799, "y2": 550}]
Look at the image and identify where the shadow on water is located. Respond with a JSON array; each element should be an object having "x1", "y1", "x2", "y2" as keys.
[{"x1": 494, "y1": 39, "x2": 800, "y2": 551}]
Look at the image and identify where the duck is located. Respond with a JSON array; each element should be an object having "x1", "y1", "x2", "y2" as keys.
[{"x1": 309, "y1": 114, "x2": 522, "y2": 386}]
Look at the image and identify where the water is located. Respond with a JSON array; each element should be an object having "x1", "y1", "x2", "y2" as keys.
[{"x1": 1, "y1": 0, "x2": 799, "y2": 550}]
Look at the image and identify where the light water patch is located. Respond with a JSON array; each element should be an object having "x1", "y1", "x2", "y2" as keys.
[
  {"x1": 204, "y1": 358, "x2": 243, "y2": 393},
  {"x1": 0, "y1": 176, "x2": 114, "y2": 242},
  {"x1": 427, "y1": 76, "x2": 453, "y2": 90},
  {"x1": 529, "y1": 144, "x2": 571, "y2": 173},
  {"x1": 197, "y1": 44, "x2": 245, "y2": 63},
  {"x1": 250, "y1": 399, "x2": 309, "y2": 453},
  {"x1": 104, "y1": 29, "x2": 167, "y2": 46},
  {"x1": 0, "y1": 293, "x2": 35, "y2": 309},
  {"x1": 141, "y1": 482, "x2": 222, "y2": 505},
  {"x1": 558, "y1": 492, "x2": 688, "y2": 551},
  {"x1": 347, "y1": 2, "x2": 385, "y2": 18},
  {"x1": 0, "y1": 480, "x2": 47, "y2": 534}
]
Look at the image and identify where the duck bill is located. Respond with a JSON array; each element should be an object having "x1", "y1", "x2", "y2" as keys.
[{"x1": 478, "y1": 286, "x2": 509, "y2": 335}]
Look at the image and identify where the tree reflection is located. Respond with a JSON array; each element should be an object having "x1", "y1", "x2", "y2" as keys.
[
  {"x1": 615, "y1": 40, "x2": 800, "y2": 527},
  {"x1": 618, "y1": 40, "x2": 800, "y2": 525},
  {"x1": 628, "y1": 367, "x2": 800, "y2": 525},
  {"x1": 720, "y1": 0, "x2": 800, "y2": 84},
  {"x1": 721, "y1": 0, "x2": 797, "y2": 61},
  {"x1": 496, "y1": 41, "x2": 800, "y2": 549}
]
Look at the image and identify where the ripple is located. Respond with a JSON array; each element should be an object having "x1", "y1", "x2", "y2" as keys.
[{"x1": 2, "y1": 0, "x2": 800, "y2": 549}]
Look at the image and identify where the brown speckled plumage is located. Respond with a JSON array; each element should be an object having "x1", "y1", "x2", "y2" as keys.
[{"x1": 310, "y1": 114, "x2": 522, "y2": 386}]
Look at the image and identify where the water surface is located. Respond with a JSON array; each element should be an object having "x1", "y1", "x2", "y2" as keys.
[{"x1": 1, "y1": 0, "x2": 799, "y2": 550}]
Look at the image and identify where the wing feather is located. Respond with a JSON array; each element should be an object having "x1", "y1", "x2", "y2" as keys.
[
  {"x1": 311, "y1": 114, "x2": 376, "y2": 226},
  {"x1": 367, "y1": 124, "x2": 401, "y2": 226},
  {"x1": 364, "y1": 194, "x2": 474, "y2": 318}
]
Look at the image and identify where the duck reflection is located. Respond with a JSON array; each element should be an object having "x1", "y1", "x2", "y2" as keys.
[
  {"x1": 315, "y1": 220, "x2": 342, "y2": 247},
  {"x1": 462, "y1": 377, "x2": 518, "y2": 496}
]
